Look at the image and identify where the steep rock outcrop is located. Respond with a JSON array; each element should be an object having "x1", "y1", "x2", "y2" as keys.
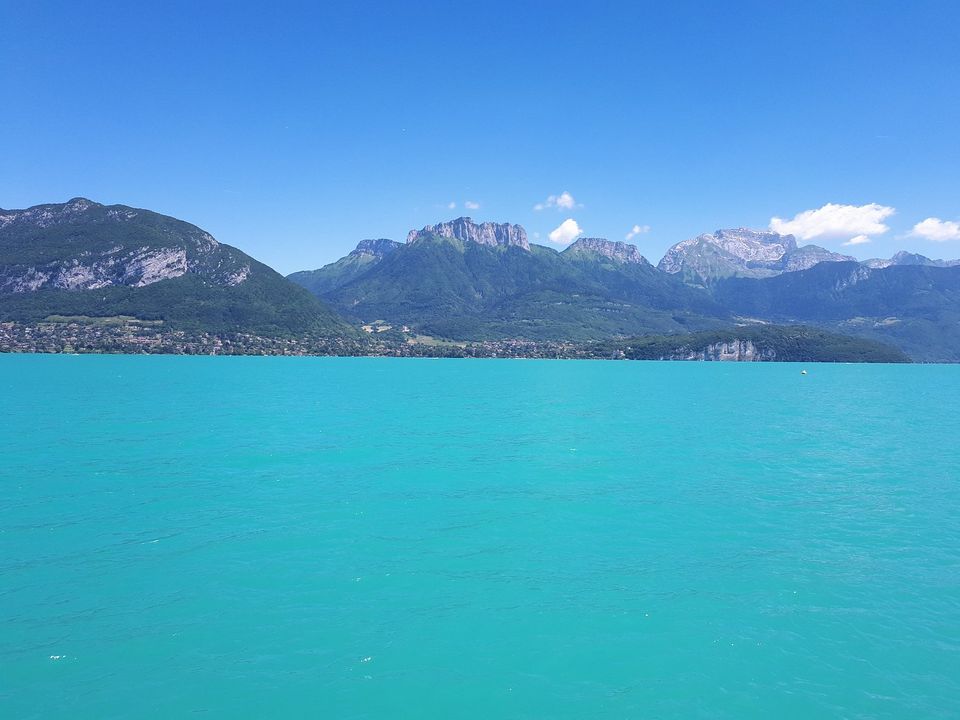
[
  {"x1": 406, "y1": 217, "x2": 529, "y2": 250},
  {"x1": 658, "y1": 228, "x2": 853, "y2": 283},
  {"x1": 660, "y1": 339, "x2": 774, "y2": 361},
  {"x1": 563, "y1": 237, "x2": 648, "y2": 264},
  {"x1": 0, "y1": 198, "x2": 248, "y2": 292},
  {"x1": 352, "y1": 238, "x2": 402, "y2": 259}
]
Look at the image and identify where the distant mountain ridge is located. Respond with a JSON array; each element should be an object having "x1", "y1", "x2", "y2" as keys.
[
  {"x1": 658, "y1": 228, "x2": 854, "y2": 284},
  {"x1": 863, "y1": 250, "x2": 960, "y2": 269}
]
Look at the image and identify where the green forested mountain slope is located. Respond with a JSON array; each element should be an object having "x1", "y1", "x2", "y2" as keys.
[
  {"x1": 287, "y1": 239, "x2": 401, "y2": 296},
  {"x1": 0, "y1": 198, "x2": 351, "y2": 336},
  {"x1": 590, "y1": 324, "x2": 909, "y2": 363},
  {"x1": 308, "y1": 234, "x2": 728, "y2": 341},
  {"x1": 713, "y1": 262, "x2": 960, "y2": 361}
]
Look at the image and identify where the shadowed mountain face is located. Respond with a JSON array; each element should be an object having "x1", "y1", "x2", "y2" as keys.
[
  {"x1": 658, "y1": 228, "x2": 854, "y2": 284},
  {"x1": 713, "y1": 261, "x2": 960, "y2": 361},
  {"x1": 0, "y1": 198, "x2": 350, "y2": 336}
]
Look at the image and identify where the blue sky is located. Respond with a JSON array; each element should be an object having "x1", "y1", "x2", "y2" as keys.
[{"x1": 2, "y1": 1, "x2": 959, "y2": 273}]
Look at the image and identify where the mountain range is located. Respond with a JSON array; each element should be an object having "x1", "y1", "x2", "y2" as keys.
[
  {"x1": 657, "y1": 228, "x2": 855, "y2": 284},
  {"x1": 295, "y1": 220, "x2": 725, "y2": 341},
  {"x1": 3, "y1": 199, "x2": 959, "y2": 361},
  {"x1": 289, "y1": 216, "x2": 960, "y2": 359}
]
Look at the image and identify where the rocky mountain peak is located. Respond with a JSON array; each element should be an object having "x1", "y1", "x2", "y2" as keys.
[
  {"x1": 708, "y1": 228, "x2": 798, "y2": 260},
  {"x1": 659, "y1": 227, "x2": 851, "y2": 282},
  {"x1": 351, "y1": 238, "x2": 401, "y2": 258},
  {"x1": 863, "y1": 251, "x2": 960, "y2": 269},
  {"x1": 889, "y1": 250, "x2": 946, "y2": 266},
  {"x1": 1, "y1": 197, "x2": 104, "y2": 229},
  {"x1": 406, "y1": 217, "x2": 529, "y2": 250},
  {"x1": 65, "y1": 197, "x2": 98, "y2": 211},
  {"x1": 564, "y1": 237, "x2": 648, "y2": 264}
]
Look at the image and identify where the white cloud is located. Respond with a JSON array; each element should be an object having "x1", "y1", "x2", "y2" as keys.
[
  {"x1": 464, "y1": 200, "x2": 480, "y2": 210},
  {"x1": 534, "y1": 191, "x2": 578, "y2": 211},
  {"x1": 548, "y1": 218, "x2": 583, "y2": 245},
  {"x1": 625, "y1": 224, "x2": 650, "y2": 241},
  {"x1": 447, "y1": 201, "x2": 456, "y2": 209},
  {"x1": 910, "y1": 217, "x2": 960, "y2": 242},
  {"x1": 843, "y1": 235, "x2": 872, "y2": 246},
  {"x1": 769, "y1": 203, "x2": 895, "y2": 242}
]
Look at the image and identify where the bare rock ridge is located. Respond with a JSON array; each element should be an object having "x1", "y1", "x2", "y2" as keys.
[
  {"x1": 658, "y1": 228, "x2": 854, "y2": 282},
  {"x1": 406, "y1": 217, "x2": 529, "y2": 250},
  {"x1": 658, "y1": 339, "x2": 774, "y2": 361},
  {"x1": 564, "y1": 237, "x2": 648, "y2": 264},
  {"x1": 863, "y1": 250, "x2": 960, "y2": 269},
  {"x1": 0, "y1": 197, "x2": 109, "y2": 230},
  {"x1": 351, "y1": 238, "x2": 402, "y2": 258},
  {"x1": 0, "y1": 198, "x2": 253, "y2": 293}
]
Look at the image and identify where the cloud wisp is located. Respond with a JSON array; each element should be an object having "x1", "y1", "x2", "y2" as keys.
[
  {"x1": 535, "y1": 191, "x2": 578, "y2": 211},
  {"x1": 843, "y1": 235, "x2": 872, "y2": 246},
  {"x1": 548, "y1": 218, "x2": 582, "y2": 245},
  {"x1": 625, "y1": 224, "x2": 650, "y2": 241},
  {"x1": 910, "y1": 217, "x2": 960, "y2": 242},
  {"x1": 464, "y1": 200, "x2": 480, "y2": 210},
  {"x1": 770, "y1": 203, "x2": 895, "y2": 243}
]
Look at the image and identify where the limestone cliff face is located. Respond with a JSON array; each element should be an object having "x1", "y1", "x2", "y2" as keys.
[
  {"x1": 660, "y1": 339, "x2": 776, "y2": 361},
  {"x1": 0, "y1": 198, "x2": 251, "y2": 293},
  {"x1": 563, "y1": 237, "x2": 648, "y2": 264},
  {"x1": 658, "y1": 228, "x2": 853, "y2": 283},
  {"x1": 406, "y1": 217, "x2": 529, "y2": 250},
  {"x1": 0, "y1": 247, "x2": 191, "y2": 292},
  {"x1": 351, "y1": 238, "x2": 401, "y2": 259}
]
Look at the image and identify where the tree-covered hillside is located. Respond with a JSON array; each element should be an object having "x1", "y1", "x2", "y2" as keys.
[
  {"x1": 713, "y1": 262, "x2": 960, "y2": 361},
  {"x1": 590, "y1": 325, "x2": 910, "y2": 363},
  {"x1": 0, "y1": 198, "x2": 351, "y2": 337},
  {"x1": 295, "y1": 234, "x2": 728, "y2": 341}
]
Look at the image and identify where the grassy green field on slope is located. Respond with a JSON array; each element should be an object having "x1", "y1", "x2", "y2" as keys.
[
  {"x1": 315, "y1": 236, "x2": 729, "y2": 341},
  {"x1": 590, "y1": 325, "x2": 910, "y2": 363}
]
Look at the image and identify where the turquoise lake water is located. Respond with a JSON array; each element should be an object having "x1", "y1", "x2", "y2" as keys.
[{"x1": 2, "y1": 355, "x2": 959, "y2": 718}]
